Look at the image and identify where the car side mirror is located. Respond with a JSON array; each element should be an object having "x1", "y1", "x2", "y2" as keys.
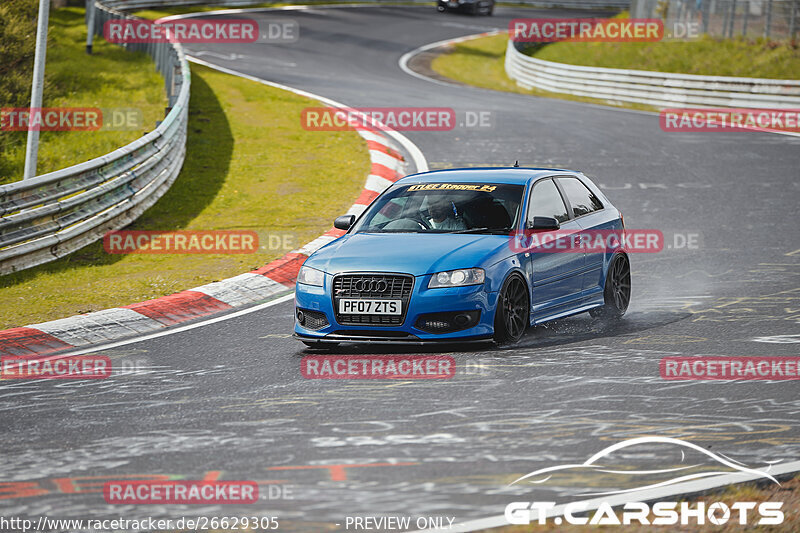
[
  {"x1": 527, "y1": 216, "x2": 560, "y2": 231},
  {"x1": 334, "y1": 214, "x2": 356, "y2": 230}
]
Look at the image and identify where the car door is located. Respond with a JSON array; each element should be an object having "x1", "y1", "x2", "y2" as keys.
[
  {"x1": 522, "y1": 178, "x2": 586, "y2": 320},
  {"x1": 555, "y1": 176, "x2": 614, "y2": 301}
]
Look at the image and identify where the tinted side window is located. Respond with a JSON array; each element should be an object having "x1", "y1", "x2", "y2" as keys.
[
  {"x1": 558, "y1": 177, "x2": 603, "y2": 217},
  {"x1": 527, "y1": 179, "x2": 570, "y2": 225}
]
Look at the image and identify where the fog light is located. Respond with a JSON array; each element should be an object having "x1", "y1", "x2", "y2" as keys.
[
  {"x1": 415, "y1": 310, "x2": 481, "y2": 334},
  {"x1": 296, "y1": 309, "x2": 305, "y2": 325}
]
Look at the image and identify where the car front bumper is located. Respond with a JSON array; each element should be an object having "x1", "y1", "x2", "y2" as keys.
[{"x1": 294, "y1": 273, "x2": 498, "y2": 343}]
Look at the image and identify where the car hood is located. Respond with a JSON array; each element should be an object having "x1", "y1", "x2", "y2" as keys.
[{"x1": 305, "y1": 232, "x2": 512, "y2": 276}]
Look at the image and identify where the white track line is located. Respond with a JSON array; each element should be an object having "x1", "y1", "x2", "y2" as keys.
[
  {"x1": 399, "y1": 31, "x2": 800, "y2": 137},
  {"x1": 57, "y1": 293, "x2": 295, "y2": 356},
  {"x1": 156, "y1": 3, "x2": 425, "y2": 21},
  {"x1": 398, "y1": 31, "x2": 502, "y2": 88},
  {"x1": 45, "y1": 13, "x2": 431, "y2": 355},
  {"x1": 186, "y1": 56, "x2": 428, "y2": 173},
  {"x1": 54, "y1": 9, "x2": 797, "y2": 523},
  {"x1": 413, "y1": 459, "x2": 800, "y2": 532}
]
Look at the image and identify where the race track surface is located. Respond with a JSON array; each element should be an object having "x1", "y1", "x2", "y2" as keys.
[{"x1": 3, "y1": 6, "x2": 799, "y2": 531}]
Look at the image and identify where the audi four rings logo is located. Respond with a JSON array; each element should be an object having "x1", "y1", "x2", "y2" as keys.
[{"x1": 353, "y1": 279, "x2": 388, "y2": 293}]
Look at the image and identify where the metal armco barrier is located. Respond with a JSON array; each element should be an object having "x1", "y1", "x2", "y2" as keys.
[
  {"x1": 100, "y1": 0, "x2": 629, "y2": 11},
  {"x1": 505, "y1": 38, "x2": 800, "y2": 108},
  {"x1": 631, "y1": 0, "x2": 800, "y2": 40},
  {"x1": 0, "y1": 1, "x2": 189, "y2": 275}
]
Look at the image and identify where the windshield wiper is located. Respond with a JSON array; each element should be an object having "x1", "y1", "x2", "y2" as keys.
[{"x1": 452, "y1": 227, "x2": 513, "y2": 234}]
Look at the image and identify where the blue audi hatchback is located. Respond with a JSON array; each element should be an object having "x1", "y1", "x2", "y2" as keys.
[{"x1": 294, "y1": 168, "x2": 630, "y2": 345}]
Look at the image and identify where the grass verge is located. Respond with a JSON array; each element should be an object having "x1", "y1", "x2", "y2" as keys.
[
  {"x1": 0, "y1": 7, "x2": 165, "y2": 184},
  {"x1": 0, "y1": 59, "x2": 371, "y2": 329},
  {"x1": 531, "y1": 36, "x2": 800, "y2": 79},
  {"x1": 132, "y1": 2, "x2": 423, "y2": 20},
  {"x1": 428, "y1": 33, "x2": 654, "y2": 111},
  {"x1": 430, "y1": 30, "x2": 800, "y2": 112},
  {"x1": 487, "y1": 473, "x2": 799, "y2": 532}
]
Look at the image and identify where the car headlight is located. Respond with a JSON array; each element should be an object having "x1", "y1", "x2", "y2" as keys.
[
  {"x1": 297, "y1": 266, "x2": 324, "y2": 286},
  {"x1": 428, "y1": 268, "x2": 485, "y2": 288}
]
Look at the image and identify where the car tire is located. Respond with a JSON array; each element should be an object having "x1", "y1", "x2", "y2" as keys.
[
  {"x1": 493, "y1": 273, "x2": 530, "y2": 344},
  {"x1": 589, "y1": 253, "x2": 631, "y2": 319},
  {"x1": 437, "y1": 5, "x2": 446, "y2": 12}
]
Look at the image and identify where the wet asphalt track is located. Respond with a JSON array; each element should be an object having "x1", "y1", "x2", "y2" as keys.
[{"x1": 2, "y1": 5, "x2": 800, "y2": 531}]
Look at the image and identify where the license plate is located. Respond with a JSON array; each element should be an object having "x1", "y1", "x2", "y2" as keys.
[{"x1": 338, "y1": 299, "x2": 401, "y2": 315}]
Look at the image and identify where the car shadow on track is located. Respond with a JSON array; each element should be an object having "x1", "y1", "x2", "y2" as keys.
[{"x1": 299, "y1": 309, "x2": 691, "y2": 355}]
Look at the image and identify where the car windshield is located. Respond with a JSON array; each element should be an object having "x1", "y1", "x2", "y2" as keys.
[{"x1": 351, "y1": 182, "x2": 524, "y2": 234}]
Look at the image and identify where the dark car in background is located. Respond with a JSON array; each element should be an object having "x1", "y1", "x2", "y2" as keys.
[{"x1": 437, "y1": 0, "x2": 494, "y2": 16}]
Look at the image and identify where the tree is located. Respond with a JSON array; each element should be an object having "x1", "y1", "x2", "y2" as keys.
[{"x1": 0, "y1": 0, "x2": 45, "y2": 178}]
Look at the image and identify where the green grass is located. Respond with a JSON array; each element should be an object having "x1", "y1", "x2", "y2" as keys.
[
  {"x1": 431, "y1": 22, "x2": 800, "y2": 112},
  {"x1": 430, "y1": 33, "x2": 654, "y2": 111},
  {"x1": 531, "y1": 35, "x2": 800, "y2": 79},
  {"x1": 0, "y1": 61, "x2": 371, "y2": 329},
  {"x1": 131, "y1": 1, "x2": 616, "y2": 20},
  {"x1": 0, "y1": 7, "x2": 165, "y2": 184},
  {"x1": 132, "y1": 2, "x2": 421, "y2": 20}
]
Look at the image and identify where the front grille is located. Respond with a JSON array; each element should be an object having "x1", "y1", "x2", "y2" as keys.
[{"x1": 333, "y1": 273, "x2": 414, "y2": 326}]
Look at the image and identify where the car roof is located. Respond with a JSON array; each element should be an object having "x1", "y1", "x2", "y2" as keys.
[{"x1": 396, "y1": 167, "x2": 578, "y2": 185}]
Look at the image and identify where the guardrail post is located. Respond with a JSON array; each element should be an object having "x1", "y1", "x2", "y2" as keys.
[
  {"x1": 0, "y1": 0, "x2": 191, "y2": 274},
  {"x1": 728, "y1": 0, "x2": 738, "y2": 37},
  {"x1": 23, "y1": 0, "x2": 52, "y2": 181},
  {"x1": 85, "y1": 0, "x2": 95, "y2": 54},
  {"x1": 764, "y1": 0, "x2": 773, "y2": 38},
  {"x1": 742, "y1": 0, "x2": 749, "y2": 36}
]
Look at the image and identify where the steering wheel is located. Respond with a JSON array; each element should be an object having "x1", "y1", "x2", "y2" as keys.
[{"x1": 412, "y1": 213, "x2": 431, "y2": 230}]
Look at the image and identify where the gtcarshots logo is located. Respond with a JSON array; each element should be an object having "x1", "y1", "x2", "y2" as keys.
[
  {"x1": 505, "y1": 500, "x2": 784, "y2": 526},
  {"x1": 505, "y1": 437, "x2": 785, "y2": 526}
]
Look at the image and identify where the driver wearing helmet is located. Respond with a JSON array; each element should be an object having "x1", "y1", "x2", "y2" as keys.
[{"x1": 427, "y1": 197, "x2": 466, "y2": 231}]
